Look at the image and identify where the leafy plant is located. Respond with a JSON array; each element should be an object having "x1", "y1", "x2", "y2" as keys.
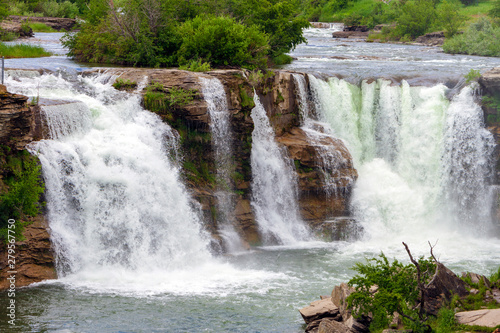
[
  {"x1": 143, "y1": 83, "x2": 196, "y2": 115},
  {"x1": 179, "y1": 58, "x2": 212, "y2": 72},
  {"x1": 0, "y1": 150, "x2": 45, "y2": 243},
  {"x1": 112, "y1": 78, "x2": 137, "y2": 90},
  {"x1": 347, "y1": 250, "x2": 436, "y2": 332},
  {"x1": 465, "y1": 69, "x2": 481, "y2": 84},
  {"x1": 443, "y1": 18, "x2": 500, "y2": 57}
]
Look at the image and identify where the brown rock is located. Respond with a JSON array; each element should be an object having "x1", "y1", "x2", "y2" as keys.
[
  {"x1": 424, "y1": 262, "x2": 469, "y2": 315},
  {"x1": 414, "y1": 31, "x2": 446, "y2": 46},
  {"x1": 331, "y1": 283, "x2": 354, "y2": 317},
  {"x1": 461, "y1": 271, "x2": 491, "y2": 288},
  {"x1": 7, "y1": 15, "x2": 77, "y2": 32},
  {"x1": 0, "y1": 86, "x2": 33, "y2": 150},
  {"x1": 299, "y1": 297, "x2": 341, "y2": 324},
  {"x1": 455, "y1": 308, "x2": 500, "y2": 328},
  {"x1": 0, "y1": 216, "x2": 57, "y2": 290},
  {"x1": 318, "y1": 318, "x2": 352, "y2": 333}
]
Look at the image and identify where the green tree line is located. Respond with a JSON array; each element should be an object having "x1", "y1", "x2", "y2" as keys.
[{"x1": 61, "y1": 0, "x2": 309, "y2": 69}]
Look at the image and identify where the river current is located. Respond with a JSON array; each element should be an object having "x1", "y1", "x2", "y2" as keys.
[{"x1": 1, "y1": 29, "x2": 500, "y2": 332}]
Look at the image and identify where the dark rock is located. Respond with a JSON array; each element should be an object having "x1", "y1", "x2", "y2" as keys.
[
  {"x1": 414, "y1": 31, "x2": 446, "y2": 46},
  {"x1": 423, "y1": 262, "x2": 469, "y2": 315},
  {"x1": 461, "y1": 271, "x2": 491, "y2": 288},
  {"x1": 7, "y1": 15, "x2": 77, "y2": 31},
  {"x1": 318, "y1": 318, "x2": 352, "y2": 333}
]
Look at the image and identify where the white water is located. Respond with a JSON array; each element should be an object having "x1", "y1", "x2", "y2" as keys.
[
  {"x1": 5, "y1": 73, "x2": 287, "y2": 296},
  {"x1": 309, "y1": 75, "x2": 500, "y2": 261},
  {"x1": 200, "y1": 77, "x2": 243, "y2": 252},
  {"x1": 250, "y1": 93, "x2": 311, "y2": 244}
]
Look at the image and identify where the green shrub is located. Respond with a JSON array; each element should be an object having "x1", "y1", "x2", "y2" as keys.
[
  {"x1": 40, "y1": 0, "x2": 79, "y2": 18},
  {"x1": 177, "y1": 15, "x2": 269, "y2": 69},
  {"x1": 29, "y1": 22, "x2": 57, "y2": 33},
  {"x1": 0, "y1": 151, "x2": 45, "y2": 243},
  {"x1": 443, "y1": 18, "x2": 500, "y2": 56},
  {"x1": 347, "y1": 252, "x2": 436, "y2": 332},
  {"x1": 393, "y1": 0, "x2": 437, "y2": 39},
  {"x1": 112, "y1": 78, "x2": 137, "y2": 90},
  {"x1": 437, "y1": 0, "x2": 466, "y2": 38},
  {"x1": 179, "y1": 58, "x2": 212, "y2": 72},
  {"x1": 143, "y1": 83, "x2": 196, "y2": 115},
  {"x1": 465, "y1": 69, "x2": 481, "y2": 83}
]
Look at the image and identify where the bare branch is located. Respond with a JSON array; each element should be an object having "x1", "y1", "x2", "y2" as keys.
[{"x1": 428, "y1": 240, "x2": 439, "y2": 262}]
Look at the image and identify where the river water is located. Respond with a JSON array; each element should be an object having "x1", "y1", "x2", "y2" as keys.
[{"x1": 1, "y1": 30, "x2": 500, "y2": 333}]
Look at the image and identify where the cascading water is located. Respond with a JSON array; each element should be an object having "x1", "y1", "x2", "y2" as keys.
[
  {"x1": 29, "y1": 76, "x2": 213, "y2": 278},
  {"x1": 250, "y1": 92, "x2": 311, "y2": 244},
  {"x1": 308, "y1": 75, "x2": 499, "y2": 254},
  {"x1": 199, "y1": 77, "x2": 244, "y2": 252}
]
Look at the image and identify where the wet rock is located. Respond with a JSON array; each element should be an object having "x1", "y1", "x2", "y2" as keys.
[
  {"x1": 0, "y1": 216, "x2": 57, "y2": 290},
  {"x1": 423, "y1": 262, "x2": 469, "y2": 315},
  {"x1": 414, "y1": 31, "x2": 446, "y2": 46},
  {"x1": 316, "y1": 218, "x2": 363, "y2": 241},
  {"x1": 299, "y1": 297, "x2": 340, "y2": 324},
  {"x1": 455, "y1": 308, "x2": 500, "y2": 328},
  {"x1": 0, "y1": 84, "x2": 34, "y2": 150}
]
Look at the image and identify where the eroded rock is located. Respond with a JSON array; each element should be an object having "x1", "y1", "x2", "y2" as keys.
[
  {"x1": 455, "y1": 308, "x2": 500, "y2": 328},
  {"x1": 299, "y1": 297, "x2": 341, "y2": 324}
]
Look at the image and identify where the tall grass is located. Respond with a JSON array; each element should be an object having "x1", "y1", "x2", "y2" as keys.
[{"x1": 0, "y1": 43, "x2": 51, "y2": 58}]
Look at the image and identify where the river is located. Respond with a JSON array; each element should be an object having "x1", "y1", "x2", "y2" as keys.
[{"x1": 1, "y1": 29, "x2": 500, "y2": 333}]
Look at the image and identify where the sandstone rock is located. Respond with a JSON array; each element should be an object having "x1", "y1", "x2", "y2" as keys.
[
  {"x1": 318, "y1": 318, "x2": 352, "y2": 333},
  {"x1": 455, "y1": 308, "x2": 500, "y2": 328},
  {"x1": 0, "y1": 216, "x2": 57, "y2": 290},
  {"x1": 424, "y1": 262, "x2": 469, "y2": 315},
  {"x1": 331, "y1": 283, "x2": 354, "y2": 317},
  {"x1": 344, "y1": 315, "x2": 370, "y2": 333},
  {"x1": 0, "y1": 85, "x2": 34, "y2": 150},
  {"x1": 299, "y1": 297, "x2": 340, "y2": 324}
]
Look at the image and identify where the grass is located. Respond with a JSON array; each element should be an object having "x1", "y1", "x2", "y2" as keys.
[
  {"x1": 0, "y1": 43, "x2": 51, "y2": 58},
  {"x1": 28, "y1": 23, "x2": 57, "y2": 33}
]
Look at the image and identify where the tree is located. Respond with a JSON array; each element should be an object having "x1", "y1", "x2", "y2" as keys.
[
  {"x1": 437, "y1": 0, "x2": 466, "y2": 38},
  {"x1": 394, "y1": 0, "x2": 437, "y2": 39}
]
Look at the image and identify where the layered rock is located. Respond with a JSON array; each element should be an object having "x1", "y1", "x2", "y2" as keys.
[
  {"x1": 0, "y1": 84, "x2": 33, "y2": 150},
  {"x1": 7, "y1": 15, "x2": 77, "y2": 32},
  {"x1": 0, "y1": 216, "x2": 56, "y2": 289}
]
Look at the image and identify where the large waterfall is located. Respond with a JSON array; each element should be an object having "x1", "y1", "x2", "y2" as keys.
[
  {"x1": 250, "y1": 93, "x2": 311, "y2": 244},
  {"x1": 308, "y1": 75, "x2": 498, "y2": 254}
]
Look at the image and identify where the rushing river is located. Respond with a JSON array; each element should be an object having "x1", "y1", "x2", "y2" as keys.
[{"x1": 1, "y1": 29, "x2": 500, "y2": 333}]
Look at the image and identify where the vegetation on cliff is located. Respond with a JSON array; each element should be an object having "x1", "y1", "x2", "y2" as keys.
[
  {"x1": 63, "y1": 0, "x2": 308, "y2": 69},
  {"x1": 0, "y1": 147, "x2": 45, "y2": 243}
]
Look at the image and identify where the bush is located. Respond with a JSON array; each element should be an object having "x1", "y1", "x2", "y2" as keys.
[
  {"x1": 40, "y1": 0, "x2": 79, "y2": 18},
  {"x1": 443, "y1": 18, "x2": 500, "y2": 56},
  {"x1": 0, "y1": 151, "x2": 44, "y2": 243},
  {"x1": 393, "y1": 0, "x2": 437, "y2": 39},
  {"x1": 437, "y1": 0, "x2": 466, "y2": 38},
  {"x1": 179, "y1": 58, "x2": 212, "y2": 72},
  {"x1": 347, "y1": 252, "x2": 436, "y2": 332},
  {"x1": 177, "y1": 15, "x2": 269, "y2": 69}
]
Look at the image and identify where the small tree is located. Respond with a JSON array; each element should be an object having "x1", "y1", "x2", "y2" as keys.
[
  {"x1": 394, "y1": 0, "x2": 437, "y2": 39},
  {"x1": 438, "y1": 0, "x2": 466, "y2": 38}
]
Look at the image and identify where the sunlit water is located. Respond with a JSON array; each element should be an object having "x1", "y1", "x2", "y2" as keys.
[{"x1": 1, "y1": 29, "x2": 500, "y2": 333}]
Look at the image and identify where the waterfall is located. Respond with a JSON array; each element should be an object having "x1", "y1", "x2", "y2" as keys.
[
  {"x1": 250, "y1": 92, "x2": 310, "y2": 244},
  {"x1": 309, "y1": 75, "x2": 498, "y2": 246},
  {"x1": 199, "y1": 77, "x2": 244, "y2": 252},
  {"x1": 23, "y1": 73, "x2": 212, "y2": 277}
]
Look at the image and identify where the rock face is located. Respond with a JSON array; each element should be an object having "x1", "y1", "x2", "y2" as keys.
[
  {"x1": 414, "y1": 31, "x2": 446, "y2": 46},
  {"x1": 0, "y1": 216, "x2": 57, "y2": 290},
  {"x1": 0, "y1": 84, "x2": 34, "y2": 150},
  {"x1": 299, "y1": 298, "x2": 341, "y2": 324},
  {"x1": 455, "y1": 308, "x2": 500, "y2": 328}
]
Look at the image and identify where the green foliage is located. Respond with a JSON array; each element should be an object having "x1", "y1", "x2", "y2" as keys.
[
  {"x1": 393, "y1": 0, "x2": 437, "y2": 39},
  {"x1": 112, "y1": 78, "x2": 137, "y2": 90},
  {"x1": 434, "y1": 307, "x2": 458, "y2": 333},
  {"x1": 465, "y1": 69, "x2": 481, "y2": 83},
  {"x1": 142, "y1": 83, "x2": 196, "y2": 115},
  {"x1": 0, "y1": 150, "x2": 44, "y2": 243},
  {"x1": 443, "y1": 18, "x2": 500, "y2": 56},
  {"x1": 39, "y1": 0, "x2": 79, "y2": 18},
  {"x1": 347, "y1": 252, "x2": 435, "y2": 332},
  {"x1": 179, "y1": 58, "x2": 212, "y2": 72},
  {"x1": 490, "y1": 0, "x2": 500, "y2": 20},
  {"x1": 438, "y1": 0, "x2": 467, "y2": 38},
  {"x1": 0, "y1": 30, "x2": 19, "y2": 42},
  {"x1": 0, "y1": 42, "x2": 51, "y2": 58},
  {"x1": 178, "y1": 15, "x2": 269, "y2": 69},
  {"x1": 239, "y1": 86, "x2": 255, "y2": 109}
]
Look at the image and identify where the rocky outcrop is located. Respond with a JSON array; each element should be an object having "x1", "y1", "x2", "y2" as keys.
[
  {"x1": 332, "y1": 26, "x2": 369, "y2": 39},
  {"x1": 0, "y1": 20, "x2": 33, "y2": 38},
  {"x1": 0, "y1": 216, "x2": 57, "y2": 289},
  {"x1": 0, "y1": 84, "x2": 34, "y2": 150},
  {"x1": 7, "y1": 16, "x2": 77, "y2": 32},
  {"x1": 414, "y1": 31, "x2": 446, "y2": 46}
]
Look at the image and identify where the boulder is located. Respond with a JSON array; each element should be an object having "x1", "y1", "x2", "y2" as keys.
[
  {"x1": 344, "y1": 315, "x2": 370, "y2": 333},
  {"x1": 455, "y1": 308, "x2": 500, "y2": 328},
  {"x1": 414, "y1": 31, "x2": 446, "y2": 46},
  {"x1": 0, "y1": 84, "x2": 34, "y2": 150},
  {"x1": 331, "y1": 283, "x2": 354, "y2": 317},
  {"x1": 299, "y1": 297, "x2": 341, "y2": 324},
  {"x1": 318, "y1": 318, "x2": 352, "y2": 333},
  {"x1": 461, "y1": 271, "x2": 491, "y2": 288},
  {"x1": 423, "y1": 262, "x2": 469, "y2": 315}
]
